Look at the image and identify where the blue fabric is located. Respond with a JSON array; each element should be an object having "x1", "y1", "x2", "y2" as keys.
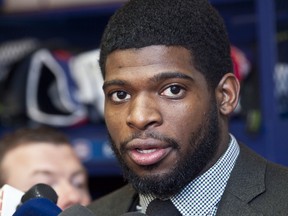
[{"x1": 13, "y1": 198, "x2": 62, "y2": 216}]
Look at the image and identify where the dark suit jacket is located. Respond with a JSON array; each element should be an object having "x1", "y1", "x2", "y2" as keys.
[{"x1": 87, "y1": 144, "x2": 288, "y2": 215}]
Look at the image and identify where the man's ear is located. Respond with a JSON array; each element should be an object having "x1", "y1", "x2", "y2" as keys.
[{"x1": 216, "y1": 73, "x2": 240, "y2": 116}]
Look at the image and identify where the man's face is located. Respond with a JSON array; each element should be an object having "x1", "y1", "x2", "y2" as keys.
[
  {"x1": 1, "y1": 143, "x2": 91, "y2": 209},
  {"x1": 103, "y1": 45, "x2": 222, "y2": 198}
]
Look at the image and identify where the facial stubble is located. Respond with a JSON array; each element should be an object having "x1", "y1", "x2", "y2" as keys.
[{"x1": 108, "y1": 101, "x2": 220, "y2": 199}]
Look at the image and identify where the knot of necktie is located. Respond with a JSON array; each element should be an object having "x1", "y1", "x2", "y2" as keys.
[{"x1": 146, "y1": 199, "x2": 182, "y2": 216}]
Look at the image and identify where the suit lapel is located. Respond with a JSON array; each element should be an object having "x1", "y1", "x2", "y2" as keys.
[
  {"x1": 216, "y1": 144, "x2": 266, "y2": 216},
  {"x1": 109, "y1": 185, "x2": 138, "y2": 214}
]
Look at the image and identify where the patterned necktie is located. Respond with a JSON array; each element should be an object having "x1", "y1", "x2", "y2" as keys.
[{"x1": 146, "y1": 198, "x2": 182, "y2": 215}]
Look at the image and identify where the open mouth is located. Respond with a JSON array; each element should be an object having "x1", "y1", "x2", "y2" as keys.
[
  {"x1": 136, "y1": 148, "x2": 157, "y2": 154},
  {"x1": 128, "y1": 146, "x2": 172, "y2": 166}
]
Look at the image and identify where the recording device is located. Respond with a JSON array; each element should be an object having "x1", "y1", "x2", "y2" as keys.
[
  {"x1": 19, "y1": 183, "x2": 58, "y2": 207},
  {"x1": 120, "y1": 212, "x2": 147, "y2": 215},
  {"x1": 13, "y1": 184, "x2": 61, "y2": 216},
  {"x1": 13, "y1": 183, "x2": 95, "y2": 216},
  {"x1": 58, "y1": 204, "x2": 95, "y2": 216},
  {"x1": 13, "y1": 197, "x2": 62, "y2": 216},
  {"x1": 0, "y1": 184, "x2": 24, "y2": 216},
  {"x1": 146, "y1": 199, "x2": 182, "y2": 216},
  {"x1": 12, "y1": 183, "x2": 150, "y2": 216}
]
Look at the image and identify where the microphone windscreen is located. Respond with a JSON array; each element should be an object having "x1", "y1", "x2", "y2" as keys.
[
  {"x1": 58, "y1": 204, "x2": 95, "y2": 216},
  {"x1": 146, "y1": 199, "x2": 181, "y2": 216},
  {"x1": 21, "y1": 183, "x2": 58, "y2": 204},
  {"x1": 12, "y1": 197, "x2": 62, "y2": 216},
  {"x1": 120, "y1": 212, "x2": 147, "y2": 215}
]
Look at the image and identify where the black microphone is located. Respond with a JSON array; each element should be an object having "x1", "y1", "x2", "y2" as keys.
[
  {"x1": 14, "y1": 183, "x2": 147, "y2": 216},
  {"x1": 120, "y1": 212, "x2": 147, "y2": 215},
  {"x1": 13, "y1": 183, "x2": 62, "y2": 216},
  {"x1": 61, "y1": 206, "x2": 147, "y2": 216},
  {"x1": 14, "y1": 183, "x2": 96, "y2": 216},
  {"x1": 146, "y1": 199, "x2": 182, "y2": 216},
  {"x1": 59, "y1": 204, "x2": 95, "y2": 216},
  {"x1": 20, "y1": 183, "x2": 58, "y2": 205}
]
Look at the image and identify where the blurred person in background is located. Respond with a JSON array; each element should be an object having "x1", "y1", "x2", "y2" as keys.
[{"x1": 0, "y1": 126, "x2": 91, "y2": 210}]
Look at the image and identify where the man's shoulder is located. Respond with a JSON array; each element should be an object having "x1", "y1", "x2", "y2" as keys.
[
  {"x1": 264, "y1": 158, "x2": 288, "y2": 188},
  {"x1": 236, "y1": 143, "x2": 288, "y2": 187},
  {"x1": 87, "y1": 184, "x2": 137, "y2": 216},
  {"x1": 242, "y1": 144, "x2": 288, "y2": 212},
  {"x1": 239, "y1": 142, "x2": 288, "y2": 176},
  {"x1": 218, "y1": 143, "x2": 288, "y2": 215}
]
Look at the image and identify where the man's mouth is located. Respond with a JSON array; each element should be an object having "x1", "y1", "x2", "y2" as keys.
[
  {"x1": 126, "y1": 138, "x2": 173, "y2": 166},
  {"x1": 136, "y1": 148, "x2": 157, "y2": 154}
]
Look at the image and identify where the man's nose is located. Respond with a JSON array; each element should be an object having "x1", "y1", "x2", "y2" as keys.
[{"x1": 126, "y1": 93, "x2": 163, "y2": 130}]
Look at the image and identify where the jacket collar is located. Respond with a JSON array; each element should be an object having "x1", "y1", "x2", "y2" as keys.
[{"x1": 216, "y1": 143, "x2": 266, "y2": 216}]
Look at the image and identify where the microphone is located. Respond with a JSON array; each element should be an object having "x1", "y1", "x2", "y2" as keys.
[
  {"x1": 61, "y1": 206, "x2": 147, "y2": 216},
  {"x1": 19, "y1": 183, "x2": 58, "y2": 206},
  {"x1": 58, "y1": 204, "x2": 95, "y2": 216},
  {"x1": 13, "y1": 198, "x2": 62, "y2": 216},
  {"x1": 146, "y1": 199, "x2": 181, "y2": 216},
  {"x1": 0, "y1": 184, "x2": 24, "y2": 216},
  {"x1": 120, "y1": 212, "x2": 147, "y2": 215},
  {"x1": 13, "y1": 183, "x2": 62, "y2": 216},
  {"x1": 13, "y1": 183, "x2": 96, "y2": 216},
  {"x1": 13, "y1": 183, "x2": 147, "y2": 216}
]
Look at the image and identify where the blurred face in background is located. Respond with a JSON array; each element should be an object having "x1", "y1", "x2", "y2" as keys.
[{"x1": 0, "y1": 142, "x2": 91, "y2": 210}]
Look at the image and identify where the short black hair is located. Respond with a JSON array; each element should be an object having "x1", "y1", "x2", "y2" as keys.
[{"x1": 100, "y1": 0, "x2": 233, "y2": 90}]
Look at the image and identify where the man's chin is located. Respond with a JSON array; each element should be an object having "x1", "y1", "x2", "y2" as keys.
[
  {"x1": 124, "y1": 169, "x2": 182, "y2": 198},
  {"x1": 129, "y1": 163, "x2": 172, "y2": 177}
]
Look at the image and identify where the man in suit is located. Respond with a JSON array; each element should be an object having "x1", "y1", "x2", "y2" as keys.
[{"x1": 88, "y1": 0, "x2": 288, "y2": 215}]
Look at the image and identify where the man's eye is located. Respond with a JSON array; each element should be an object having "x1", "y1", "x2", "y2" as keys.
[
  {"x1": 161, "y1": 85, "x2": 185, "y2": 98},
  {"x1": 110, "y1": 91, "x2": 131, "y2": 102}
]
